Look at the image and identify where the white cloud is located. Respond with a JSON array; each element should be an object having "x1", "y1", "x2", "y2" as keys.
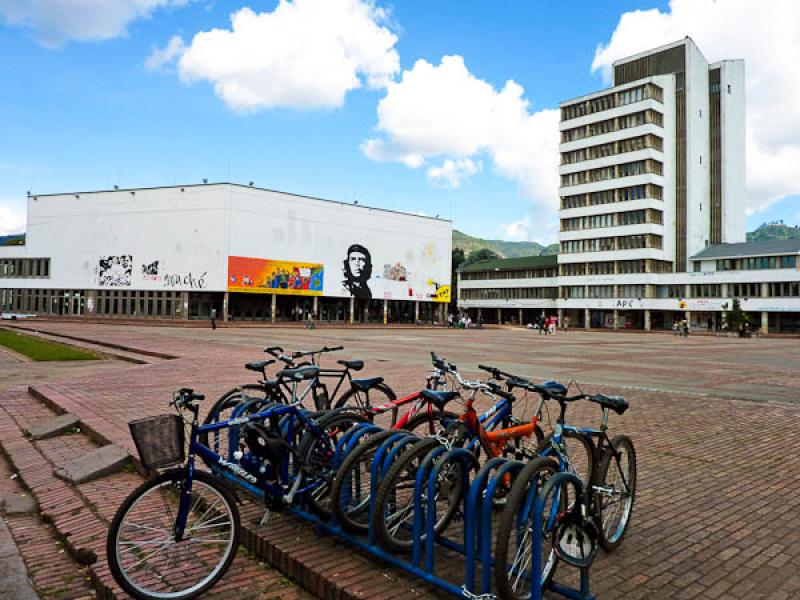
[
  {"x1": 503, "y1": 216, "x2": 532, "y2": 241},
  {"x1": 501, "y1": 213, "x2": 559, "y2": 244},
  {"x1": 362, "y1": 55, "x2": 560, "y2": 211},
  {"x1": 427, "y1": 158, "x2": 481, "y2": 188},
  {"x1": 592, "y1": 0, "x2": 800, "y2": 215},
  {"x1": 0, "y1": 205, "x2": 26, "y2": 236},
  {"x1": 145, "y1": 35, "x2": 185, "y2": 71},
  {"x1": 0, "y1": 0, "x2": 188, "y2": 47},
  {"x1": 176, "y1": 0, "x2": 399, "y2": 111}
]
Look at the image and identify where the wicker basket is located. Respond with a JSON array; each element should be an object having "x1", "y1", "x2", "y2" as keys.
[{"x1": 129, "y1": 414, "x2": 185, "y2": 469}]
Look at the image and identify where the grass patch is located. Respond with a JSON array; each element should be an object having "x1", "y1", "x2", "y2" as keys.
[{"x1": 0, "y1": 329, "x2": 101, "y2": 361}]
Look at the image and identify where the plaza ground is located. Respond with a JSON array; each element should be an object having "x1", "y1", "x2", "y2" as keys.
[{"x1": 1, "y1": 321, "x2": 799, "y2": 599}]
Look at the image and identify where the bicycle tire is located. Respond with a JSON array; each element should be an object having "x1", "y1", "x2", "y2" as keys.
[
  {"x1": 373, "y1": 437, "x2": 463, "y2": 554},
  {"x1": 334, "y1": 383, "x2": 397, "y2": 422},
  {"x1": 595, "y1": 434, "x2": 636, "y2": 551},
  {"x1": 297, "y1": 410, "x2": 371, "y2": 517},
  {"x1": 401, "y1": 410, "x2": 460, "y2": 437},
  {"x1": 495, "y1": 456, "x2": 560, "y2": 600},
  {"x1": 537, "y1": 430, "x2": 595, "y2": 487},
  {"x1": 329, "y1": 429, "x2": 412, "y2": 534},
  {"x1": 107, "y1": 468, "x2": 240, "y2": 600}
]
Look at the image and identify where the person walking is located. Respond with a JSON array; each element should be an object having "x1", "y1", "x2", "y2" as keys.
[
  {"x1": 210, "y1": 307, "x2": 217, "y2": 330},
  {"x1": 683, "y1": 320, "x2": 690, "y2": 337}
]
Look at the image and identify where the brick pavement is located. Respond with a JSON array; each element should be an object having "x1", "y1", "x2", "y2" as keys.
[{"x1": 3, "y1": 322, "x2": 800, "y2": 598}]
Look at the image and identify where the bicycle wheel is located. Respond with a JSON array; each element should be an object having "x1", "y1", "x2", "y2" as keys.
[
  {"x1": 495, "y1": 457, "x2": 559, "y2": 600},
  {"x1": 537, "y1": 430, "x2": 594, "y2": 486},
  {"x1": 595, "y1": 435, "x2": 636, "y2": 551},
  {"x1": 199, "y1": 384, "x2": 275, "y2": 458},
  {"x1": 297, "y1": 410, "x2": 371, "y2": 516},
  {"x1": 402, "y1": 410, "x2": 459, "y2": 437},
  {"x1": 373, "y1": 437, "x2": 464, "y2": 554},
  {"x1": 107, "y1": 469, "x2": 240, "y2": 600},
  {"x1": 330, "y1": 429, "x2": 409, "y2": 534},
  {"x1": 334, "y1": 383, "x2": 397, "y2": 424}
]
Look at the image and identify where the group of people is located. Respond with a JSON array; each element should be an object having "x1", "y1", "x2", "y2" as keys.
[
  {"x1": 672, "y1": 320, "x2": 690, "y2": 336},
  {"x1": 528, "y1": 314, "x2": 561, "y2": 334},
  {"x1": 447, "y1": 312, "x2": 478, "y2": 329}
]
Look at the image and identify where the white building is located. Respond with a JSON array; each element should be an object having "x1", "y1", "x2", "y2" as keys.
[
  {"x1": 0, "y1": 183, "x2": 452, "y2": 323},
  {"x1": 458, "y1": 39, "x2": 800, "y2": 334}
]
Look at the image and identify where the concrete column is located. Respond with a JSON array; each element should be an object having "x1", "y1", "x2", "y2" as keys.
[
  {"x1": 644, "y1": 309, "x2": 651, "y2": 331},
  {"x1": 349, "y1": 297, "x2": 355, "y2": 324},
  {"x1": 497, "y1": 308, "x2": 502, "y2": 324},
  {"x1": 761, "y1": 282, "x2": 769, "y2": 298},
  {"x1": 477, "y1": 308, "x2": 482, "y2": 323},
  {"x1": 85, "y1": 290, "x2": 97, "y2": 316},
  {"x1": 557, "y1": 308, "x2": 564, "y2": 328},
  {"x1": 761, "y1": 311, "x2": 769, "y2": 334},
  {"x1": 612, "y1": 310, "x2": 619, "y2": 329},
  {"x1": 383, "y1": 299, "x2": 388, "y2": 325},
  {"x1": 414, "y1": 300, "x2": 420, "y2": 323},
  {"x1": 271, "y1": 294, "x2": 277, "y2": 324},
  {"x1": 685, "y1": 310, "x2": 691, "y2": 328},
  {"x1": 721, "y1": 282, "x2": 728, "y2": 298},
  {"x1": 584, "y1": 308, "x2": 591, "y2": 330},
  {"x1": 181, "y1": 291, "x2": 190, "y2": 320},
  {"x1": 518, "y1": 309, "x2": 523, "y2": 325},
  {"x1": 223, "y1": 291, "x2": 229, "y2": 321},
  {"x1": 312, "y1": 296, "x2": 318, "y2": 318}
]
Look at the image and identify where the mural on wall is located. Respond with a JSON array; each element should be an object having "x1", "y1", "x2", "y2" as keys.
[
  {"x1": 227, "y1": 256, "x2": 324, "y2": 296},
  {"x1": 341, "y1": 244, "x2": 372, "y2": 299},
  {"x1": 383, "y1": 262, "x2": 408, "y2": 281},
  {"x1": 98, "y1": 255, "x2": 132, "y2": 287}
]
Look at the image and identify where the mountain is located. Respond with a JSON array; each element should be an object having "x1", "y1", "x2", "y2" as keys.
[
  {"x1": 453, "y1": 230, "x2": 558, "y2": 258},
  {"x1": 746, "y1": 222, "x2": 800, "y2": 242},
  {"x1": 0, "y1": 234, "x2": 24, "y2": 246}
]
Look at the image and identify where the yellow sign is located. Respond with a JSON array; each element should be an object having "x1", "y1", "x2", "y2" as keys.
[{"x1": 432, "y1": 284, "x2": 451, "y2": 303}]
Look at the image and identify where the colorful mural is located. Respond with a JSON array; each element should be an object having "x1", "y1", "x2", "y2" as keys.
[{"x1": 227, "y1": 256, "x2": 324, "y2": 296}]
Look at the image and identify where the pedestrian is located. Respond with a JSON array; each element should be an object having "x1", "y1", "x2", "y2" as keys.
[
  {"x1": 447, "y1": 313, "x2": 454, "y2": 328},
  {"x1": 537, "y1": 315, "x2": 544, "y2": 335},
  {"x1": 683, "y1": 320, "x2": 690, "y2": 337},
  {"x1": 672, "y1": 321, "x2": 679, "y2": 336},
  {"x1": 564, "y1": 316, "x2": 570, "y2": 331},
  {"x1": 210, "y1": 307, "x2": 217, "y2": 330}
]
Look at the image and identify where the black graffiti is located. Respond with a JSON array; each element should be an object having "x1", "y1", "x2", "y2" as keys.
[
  {"x1": 98, "y1": 255, "x2": 132, "y2": 287},
  {"x1": 163, "y1": 271, "x2": 208, "y2": 289},
  {"x1": 142, "y1": 260, "x2": 159, "y2": 276},
  {"x1": 342, "y1": 244, "x2": 372, "y2": 299}
]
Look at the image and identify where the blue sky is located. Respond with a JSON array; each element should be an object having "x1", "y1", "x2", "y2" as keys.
[{"x1": 1, "y1": 0, "x2": 798, "y2": 241}]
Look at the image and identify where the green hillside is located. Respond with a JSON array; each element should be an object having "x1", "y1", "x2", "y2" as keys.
[
  {"x1": 747, "y1": 222, "x2": 800, "y2": 242},
  {"x1": 453, "y1": 229, "x2": 558, "y2": 258}
]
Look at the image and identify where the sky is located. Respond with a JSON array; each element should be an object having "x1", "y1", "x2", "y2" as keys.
[{"x1": 0, "y1": 0, "x2": 798, "y2": 242}]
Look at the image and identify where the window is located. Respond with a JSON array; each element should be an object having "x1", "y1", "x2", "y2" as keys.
[
  {"x1": 729, "y1": 282, "x2": 762, "y2": 298},
  {"x1": 589, "y1": 190, "x2": 615, "y2": 205},
  {"x1": 657, "y1": 285, "x2": 684, "y2": 298},
  {"x1": 691, "y1": 284, "x2": 720, "y2": 298},
  {"x1": 0, "y1": 258, "x2": 51, "y2": 279},
  {"x1": 560, "y1": 263, "x2": 586, "y2": 276},
  {"x1": 617, "y1": 260, "x2": 646, "y2": 274},
  {"x1": 561, "y1": 285, "x2": 586, "y2": 299},
  {"x1": 587, "y1": 261, "x2": 615, "y2": 275},
  {"x1": 768, "y1": 282, "x2": 800, "y2": 297},
  {"x1": 587, "y1": 285, "x2": 614, "y2": 298},
  {"x1": 618, "y1": 284, "x2": 646, "y2": 298},
  {"x1": 561, "y1": 194, "x2": 587, "y2": 209}
]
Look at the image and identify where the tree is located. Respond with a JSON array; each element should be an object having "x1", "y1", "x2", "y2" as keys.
[
  {"x1": 449, "y1": 248, "x2": 466, "y2": 314},
  {"x1": 461, "y1": 248, "x2": 501, "y2": 267},
  {"x1": 723, "y1": 298, "x2": 750, "y2": 337}
]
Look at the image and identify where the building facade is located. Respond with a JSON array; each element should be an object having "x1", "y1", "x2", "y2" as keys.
[
  {"x1": 0, "y1": 183, "x2": 452, "y2": 324},
  {"x1": 458, "y1": 39, "x2": 800, "y2": 333}
]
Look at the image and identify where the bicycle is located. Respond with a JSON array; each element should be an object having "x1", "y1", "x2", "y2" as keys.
[
  {"x1": 107, "y1": 377, "x2": 367, "y2": 600},
  {"x1": 494, "y1": 380, "x2": 635, "y2": 599}
]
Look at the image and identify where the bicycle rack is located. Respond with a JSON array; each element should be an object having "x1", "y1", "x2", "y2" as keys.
[{"x1": 288, "y1": 430, "x2": 597, "y2": 600}]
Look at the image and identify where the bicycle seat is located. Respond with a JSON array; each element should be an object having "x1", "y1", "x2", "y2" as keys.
[
  {"x1": 245, "y1": 360, "x2": 274, "y2": 373},
  {"x1": 337, "y1": 359, "x2": 364, "y2": 371},
  {"x1": 420, "y1": 389, "x2": 460, "y2": 411},
  {"x1": 539, "y1": 380, "x2": 568, "y2": 397},
  {"x1": 278, "y1": 366, "x2": 320, "y2": 381},
  {"x1": 589, "y1": 394, "x2": 628, "y2": 415},
  {"x1": 351, "y1": 377, "x2": 384, "y2": 392}
]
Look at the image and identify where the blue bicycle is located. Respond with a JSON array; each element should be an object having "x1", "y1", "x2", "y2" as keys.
[{"x1": 107, "y1": 370, "x2": 367, "y2": 600}]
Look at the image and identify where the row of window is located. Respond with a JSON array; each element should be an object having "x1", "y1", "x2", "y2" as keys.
[
  {"x1": 560, "y1": 234, "x2": 663, "y2": 254},
  {"x1": 560, "y1": 260, "x2": 674, "y2": 276},
  {"x1": 561, "y1": 209, "x2": 663, "y2": 232},
  {"x1": 0, "y1": 288, "x2": 185, "y2": 317},
  {"x1": 460, "y1": 267, "x2": 558, "y2": 281},
  {"x1": 95, "y1": 290, "x2": 184, "y2": 317},
  {"x1": 562, "y1": 282, "x2": 800, "y2": 300},
  {"x1": 561, "y1": 134, "x2": 663, "y2": 166},
  {"x1": 0, "y1": 258, "x2": 51, "y2": 278},
  {"x1": 0, "y1": 288, "x2": 84, "y2": 315},
  {"x1": 460, "y1": 287, "x2": 558, "y2": 300},
  {"x1": 715, "y1": 256, "x2": 797, "y2": 271},
  {"x1": 560, "y1": 84, "x2": 663, "y2": 121},
  {"x1": 561, "y1": 184, "x2": 664, "y2": 209},
  {"x1": 561, "y1": 109, "x2": 664, "y2": 143},
  {"x1": 561, "y1": 160, "x2": 663, "y2": 187}
]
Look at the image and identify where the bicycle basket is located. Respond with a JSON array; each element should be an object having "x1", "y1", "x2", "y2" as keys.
[{"x1": 129, "y1": 414, "x2": 185, "y2": 469}]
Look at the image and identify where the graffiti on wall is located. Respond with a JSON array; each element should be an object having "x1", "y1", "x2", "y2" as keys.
[
  {"x1": 162, "y1": 271, "x2": 208, "y2": 289},
  {"x1": 228, "y1": 257, "x2": 323, "y2": 296},
  {"x1": 383, "y1": 262, "x2": 408, "y2": 282},
  {"x1": 98, "y1": 255, "x2": 132, "y2": 287}
]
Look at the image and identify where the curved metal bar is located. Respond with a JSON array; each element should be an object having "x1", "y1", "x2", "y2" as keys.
[
  {"x1": 336, "y1": 423, "x2": 381, "y2": 467},
  {"x1": 367, "y1": 431, "x2": 418, "y2": 545},
  {"x1": 423, "y1": 448, "x2": 479, "y2": 572},
  {"x1": 411, "y1": 444, "x2": 449, "y2": 567},
  {"x1": 480, "y1": 459, "x2": 525, "y2": 593}
]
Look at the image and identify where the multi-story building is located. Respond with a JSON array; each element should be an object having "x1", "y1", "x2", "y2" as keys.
[{"x1": 458, "y1": 39, "x2": 800, "y2": 334}]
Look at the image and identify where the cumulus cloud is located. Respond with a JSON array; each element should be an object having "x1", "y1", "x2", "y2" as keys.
[
  {"x1": 0, "y1": 205, "x2": 26, "y2": 236},
  {"x1": 427, "y1": 158, "x2": 481, "y2": 188},
  {"x1": 362, "y1": 55, "x2": 560, "y2": 211},
  {"x1": 145, "y1": 34, "x2": 185, "y2": 71},
  {"x1": 501, "y1": 213, "x2": 559, "y2": 244},
  {"x1": 503, "y1": 216, "x2": 533, "y2": 241},
  {"x1": 0, "y1": 0, "x2": 188, "y2": 47},
  {"x1": 592, "y1": 0, "x2": 800, "y2": 215},
  {"x1": 175, "y1": 0, "x2": 399, "y2": 111}
]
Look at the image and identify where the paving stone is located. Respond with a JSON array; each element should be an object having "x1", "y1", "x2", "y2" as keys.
[
  {"x1": 1, "y1": 492, "x2": 38, "y2": 515},
  {"x1": 0, "y1": 519, "x2": 39, "y2": 600},
  {"x1": 53, "y1": 444, "x2": 130, "y2": 485},
  {"x1": 25, "y1": 412, "x2": 79, "y2": 440}
]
